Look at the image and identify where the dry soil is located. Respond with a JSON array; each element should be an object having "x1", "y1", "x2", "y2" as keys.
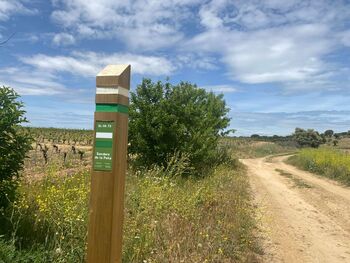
[{"x1": 241, "y1": 155, "x2": 350, "y2": 263}]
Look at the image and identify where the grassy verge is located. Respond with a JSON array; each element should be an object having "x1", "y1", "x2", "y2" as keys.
[
  {"x1": 221, "y1": 138, "x2": 297, "y2": 159},
  {"x1": 287, "y1": 148, "x2": 350, "y2": 186},
  {"x1": 0, "y1": 160, "x2": 260, "y2": 262}
]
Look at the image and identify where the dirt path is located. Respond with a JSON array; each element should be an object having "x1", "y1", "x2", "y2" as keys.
[{"x1": 241, "y1": 155, "x2": 350, "y2": 263}]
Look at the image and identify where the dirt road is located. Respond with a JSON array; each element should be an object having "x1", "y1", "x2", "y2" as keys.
[{"x1": 241, "y1": 155, "x2": 350, "y2": 263}]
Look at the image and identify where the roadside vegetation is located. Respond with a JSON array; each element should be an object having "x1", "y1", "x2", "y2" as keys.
[
  {"x1": 2, "y1": 84, "x2": 349, "y2": 262},
  {"x1": 0, "y1": 87, "x2": 32, "y2": 211},
  {"x1": 286, "y1": 128, "x2": 350, "y2": 186},
  {"x1": 287, "y1": 148, "x2": 350, "y2": 186},
  {"x1": 0, "y1": 85, "x2": 261, "y2": 262},
  {"x1": 221, "y1": 137, "x2": 297, "y2": 159},
  {"x1": 0, "y1": 158, "x2": 260, "y2": 262}
]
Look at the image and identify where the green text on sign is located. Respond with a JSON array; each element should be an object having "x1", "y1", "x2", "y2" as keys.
[{"x1": 93, "y1": 121, "x2": 115, "y2": 171}]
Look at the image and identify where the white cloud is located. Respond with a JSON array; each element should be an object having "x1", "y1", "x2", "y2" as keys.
[
  {"x1": 185, "y1": 0, "x2": 350, "y2": 92},
  {"x1": 339, "y1": 30, "x2": 350, "y2": 47},
  {"x1": 50, "y1": 0, "x2": 200, "y2": 50},
  {"x1": 20, "y1": 54, "x2": 97, "y2": 76},
  {"x1": 4, "y1": 51, "x2": 174, "y2": 97},
  {"x1": 52, "y1": 32, "x2": 76, "y2": 46},
  {"x1": 189, "y1": 24, "x2": 333, "y2": 84},
  {"x1": 5, "y1": 0, "x2": 350, "y2": 95},
  {"x1": 47, "y1": 1, "x2": 350, "y2": 92},
  {"x1": 210, "y1": 0, "x2": 350, "y2": 31},
  {"x1": 0, "y1": 0, "x2": 37, "y2": 21},
  {"x1": 230, "y1": 26, "x2": 331, "y2": 83},
  {"x1": 20, "y1": 51, "x2": 175, "y2": 77},
  {"x1": 198, "y1": 0, "x2": 226, "y2": 29},
  {"x1": 176, "y1": 53, "x2": 218, "y2": 70},
  {"x1": 0, "y1": 67, "x2": 68, "y2": 95},
  {"x1": 201, "y1": 84, "x2": 238, "y2": 93}
]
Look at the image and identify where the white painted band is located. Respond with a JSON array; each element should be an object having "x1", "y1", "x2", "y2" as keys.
[
  {"x1": 96, "y1": 132, "x2": 113, "y2": 139},
  {"x1": 96, "y1": 86, "x2": 129, "y2": 97}
]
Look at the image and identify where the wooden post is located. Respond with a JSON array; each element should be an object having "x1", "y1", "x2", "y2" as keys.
[{"x1": 87, "y1": 64, "x2": 130, "y2": 263}]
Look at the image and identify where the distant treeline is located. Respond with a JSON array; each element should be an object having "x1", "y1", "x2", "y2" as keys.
[
  {"x1": 233, "y1": 129, "x2": 350, "y2": 141},
  {"x1": 226, "y1": 128, "x2": 350, "y2": 149},
  {"x1": 231, "y1": 134, "x2": 294, "y2": 142}
]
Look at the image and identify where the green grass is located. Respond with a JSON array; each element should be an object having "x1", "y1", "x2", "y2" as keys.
[
  {"x1": 287, "y1": 148, "x2": 350, "y2": 186},
  {"x1": 0, "y1": 239, "x2": 49, "y2": 263},
  {"x1": 0, "y1": 159, "x2": 261, "y2": 262}
]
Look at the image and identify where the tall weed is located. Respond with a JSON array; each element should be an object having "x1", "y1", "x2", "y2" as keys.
[
  {"x1": 288, "y1": 148, "x2": 350, "y2": 185},
  {"x1": 1, "y1": 159, "x2": 259, "y2": 262}
]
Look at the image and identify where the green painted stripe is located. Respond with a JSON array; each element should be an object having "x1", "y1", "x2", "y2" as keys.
[
  {"x1": 95, "y1": 140, "x2": 113, "y2": 148},
  {"x1": 96, "y1": 104, "x2": 128, "y2": 114}
]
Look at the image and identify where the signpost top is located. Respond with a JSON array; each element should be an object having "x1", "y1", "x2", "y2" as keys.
[
  {"x1": 97, "y1": 64, "x2": 130, "y2": 77},
  {"x1": 96, "y1": 64, "x2": 131, "y2": 88}
]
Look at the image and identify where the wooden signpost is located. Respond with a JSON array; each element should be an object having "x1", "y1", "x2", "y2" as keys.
[{"x1": 87, "y1": 65, "x2": 130, "y2": 263}]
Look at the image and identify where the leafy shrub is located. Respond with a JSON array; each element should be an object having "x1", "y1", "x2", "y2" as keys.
[
  {"x1": 0, "y1": 238, "x2": 48, "y2": 263},
  {"x1": 293, "y1": 127, "x2": 324, "y2": 148},
  {"x1": 129, "y1": 79, "x2": 232, "y2": 174},
  {"x1": 0, "y1": 86, "x2": 32, "y2": 211},
  {"x1": 324, "y1": 129, "x2": 334, "y2": 137}
]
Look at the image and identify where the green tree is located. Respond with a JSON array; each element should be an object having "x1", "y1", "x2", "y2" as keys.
[
  {"x1": 324, "y1": 129, "x2": 334, "y2": 137},
  {"x1": 129, "y1": 79, "x2": 231, "y2": 173},
  {"x1": 293, "y1": 128, "x2": 324, "y2": 148},
  {"x1": 0, "y1": 86, "x2": 32, "y2": 210}
]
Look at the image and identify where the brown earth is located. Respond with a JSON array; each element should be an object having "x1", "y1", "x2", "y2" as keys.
[
  {"x1": 241, "y1": 155, "x2": 350, "y2": 263},
  {"x1": 24, "y1": 143, "x2": 92, "y2": 181}
]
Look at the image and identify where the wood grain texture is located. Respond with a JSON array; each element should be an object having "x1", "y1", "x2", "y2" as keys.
[
  {"x1": 95, "y1": 94, "x2": 129, "y2": 106},
  {"x1": 87, "y1": 64, "x2": 130, "y2": 263},
  {"x1": 87, "y1": 112, "x2": 128, "y2": 263},
  {"x1": 110, "y1": 113, "x2": 128, "y2": 262},
  {"x1": 96, "y1": 87, "x2": 129, "y2": 97}
]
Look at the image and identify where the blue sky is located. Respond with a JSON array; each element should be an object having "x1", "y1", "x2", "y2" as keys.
[{"x1": 1, "y1": 0, "x2": 350, "y2": 136}]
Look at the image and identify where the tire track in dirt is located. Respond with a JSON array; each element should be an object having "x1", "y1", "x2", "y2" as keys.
[{"x1": 242, "y1": 156, "x2": 350, "y2": 263}]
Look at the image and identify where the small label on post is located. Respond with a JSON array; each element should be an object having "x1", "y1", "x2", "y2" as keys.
[{"x1": 93, "y1": 121, "x2": 115, "y2": 171}]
